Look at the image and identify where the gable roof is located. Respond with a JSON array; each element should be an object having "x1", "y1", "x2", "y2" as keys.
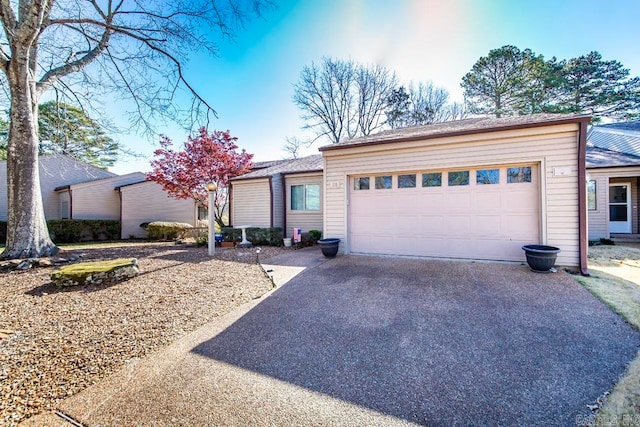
[
  {"x1": 587, "y1": 121, "x2": 640, "y2": 158},
  {"x1": 251, "y1": 159, "x2": 289, "y2": 170},
  {"x1": 37, "y1": 154, "x2": 116, "y2": 184},
  {"x1": 586, "y1": 146, "x2": 640, "y2": 169},
  {"x1": 595, "y1": 121, "x2": 640, "y2": 133},
  {"x1": 114, "y1": 179, "x2": 149, "y2": 190},
  {"x1": 231, "y1": 155, "x2": 324, "y2": 181},
  {"x1": 54, "y1": 172, "x2": 146, "y2": 191},
  {"x1": 319, "y1": 113, "x2": 591, "y2": 152}
]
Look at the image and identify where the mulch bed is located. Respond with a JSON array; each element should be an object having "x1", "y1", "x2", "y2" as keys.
[{"x1": 0, "y1": 243, "x2": 285, "y2": 425}]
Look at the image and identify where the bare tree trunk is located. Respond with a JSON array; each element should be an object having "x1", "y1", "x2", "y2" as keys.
[{"x1": 2, "y1": 50, "x2": 57, "y2": 259}]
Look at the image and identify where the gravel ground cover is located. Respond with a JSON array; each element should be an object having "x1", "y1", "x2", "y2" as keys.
[{"x1": 0, "y1": 243, "x2": 284, "y2": 426}]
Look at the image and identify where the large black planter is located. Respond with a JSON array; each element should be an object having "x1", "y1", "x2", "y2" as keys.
[
  {"x1": 522, "y1": 244, "x2": 561, "y2": 272},
  {"x1": 318, "y1": 238, "x2": 340, "y2": 258}
]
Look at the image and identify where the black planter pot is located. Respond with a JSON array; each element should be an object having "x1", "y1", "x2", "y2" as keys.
[
  {"x1": 318, "y1": 238, "x2": 340, "y2": 258},
  {"x1": 522, "y1": 244, "x2": 561, "y2": 272}
]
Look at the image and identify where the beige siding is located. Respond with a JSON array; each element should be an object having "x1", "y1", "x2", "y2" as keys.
[
  {"x1": 587, "y1": 166, "x2": 640, "y2": 239},
  {"x1": 231, "y1": 179, "x2": 271, "y2": 227},
  {"x1": 71, "y1": 173, "x2": 146, "y2": 220},
  {"x1": 0, "y1": 155, "x2": 115, "y2": 220},
  {"x1": 271, "y1": 174, "x2": 285, "y2": 229},
  {"x1": 120, "y1": 181, "x2": 196, "y2": 239},
  {"x1": 323, "y1": 124, "x2": 582, "y2": 267},
  {"x1": 285, "y1": 173, "x2": 323, "y2": 237}
]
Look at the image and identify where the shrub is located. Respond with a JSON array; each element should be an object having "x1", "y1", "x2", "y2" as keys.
[
  {"x1": 145, "y1": 221, "x2": 193, "y2": 240},
  {"x1": 0, "y1": 219, "x2": 119, "y2": 244},
  {"x1": 219, "y1": 227, "x2": 283, "y2": 246},
  {"x1": 47, "y1": 220, "x2": 120, "y2": 243},
  {"x1": 308, "y1": 229, "x2": 322, "y2": 243},
  {"x1": 246, "y1": 227, "x2": 283, "y2": 246},
  {"x1": 221, "y1": 227, "x2": 242, "y2": 242},
  {"x1": 195, "y1": 235, "x2": 208, "y2": 247},
  {"x1": 299, "y1": 232, "x2": 314, "y2": 247}
]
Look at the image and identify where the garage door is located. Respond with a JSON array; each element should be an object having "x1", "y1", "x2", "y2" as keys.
[{"x1": 348, "y1": 164, "x2": 539, "y2": 261}]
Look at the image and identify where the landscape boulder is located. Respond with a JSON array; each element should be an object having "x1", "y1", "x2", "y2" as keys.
[{"x1": 51, "y1": 258, "x2": 140, "y2": 287}]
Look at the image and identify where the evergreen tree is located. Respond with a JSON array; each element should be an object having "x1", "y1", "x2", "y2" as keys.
[{"x1": 38, "y1": 102, "x2": 119, "y2": 168}]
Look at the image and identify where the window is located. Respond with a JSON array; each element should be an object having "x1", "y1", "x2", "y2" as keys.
[
  {"x1": 507, "y1": 167, "x2": 532, "y2": 183},
  {"x1": 291, "y1": 184, "x2": 320, "y2": 211},
  {"x1": 60, "y1": 201, "x2": 70, "y2": 219},
  {"x1": 587, "y1": 180, "x2": 597, "y2": 210},
  {"x1": 422, "y1": 172, "x2": 442, "y2": 187},
  {"x1": 375, "y1": 175, "x2": 392, "y2": 189},
  {"x1": 398, "y1": 174, "x2": 416, "y2": 188},
  {"x1": 354, "y1": 177, "x2": 370, "y2": 190},
  {"x1": 197, "y1": 206, "x2": 208, "y2": 221},
  {"x1": 448, "y1": 171, "x2": 469, "y2": 186},
  {"x1": 476, "y1": 169, "x2": 499, "y2": 185}
]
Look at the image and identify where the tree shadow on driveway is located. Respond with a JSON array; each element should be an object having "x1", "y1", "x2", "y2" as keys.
[{"x1": 192, "y1": 256, "x2": 640, "y2": 425}]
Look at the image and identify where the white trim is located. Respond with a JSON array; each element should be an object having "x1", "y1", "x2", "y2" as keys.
[
  {"x1": 609, "y1": 182, "x2": 632, "y2": 233},
  {"x1": 343, "y1": 172, "x2": 349, "y2": 254}
]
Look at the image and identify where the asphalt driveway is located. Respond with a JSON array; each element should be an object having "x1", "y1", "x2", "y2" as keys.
[
  {"x1": 57, "y1": 255, "x2": 639, "y2": 426},
  {"x1": 195, "y1": 256, "x2": 639, "y2": 425}
]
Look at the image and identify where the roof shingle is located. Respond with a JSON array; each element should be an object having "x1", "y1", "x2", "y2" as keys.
[
  {"x1": 231, "y1": 155, "x2": 323, "y2": 180},
  {"x1": 319, "y1": 113, "x2": 590, "y2": 151},
  {"x1": 586, "y1": 146, "x2": 640, "y2": 168}
]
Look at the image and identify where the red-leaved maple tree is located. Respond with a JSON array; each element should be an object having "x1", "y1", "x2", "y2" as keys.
[{"x1": 147, "y1": 128, "x2": 253, "y2": 228}]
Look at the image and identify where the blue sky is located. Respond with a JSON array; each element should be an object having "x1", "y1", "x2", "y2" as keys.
[{"x1": 109, "y1": 0, "x2": 640, "y2": 174}]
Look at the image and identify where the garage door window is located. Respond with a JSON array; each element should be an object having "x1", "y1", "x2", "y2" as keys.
[
  {"x1": 422, "y1": 173, "x2": 442, "y2": 187},
  {"x1": 354, "y1": 177, "x2": 370, "y2": 190},
  {"x1": 448, "y1": 171, "x2": 469, "y2": 186},
  {"x1": 476, "y1": 169, "x2": 499, "y2": 185},
  {"x1": 398, "y1": 174, "x2": 416, "y2": 188},
  {"x1": 291, "y1": 184, "x2": 320, "y2": 210},
  {"x1": 507, "y1": 167, "x2": 531, "y2": 183},
  {"x1": 375, "y1": 175, "x2": 392, "y2": 189}
]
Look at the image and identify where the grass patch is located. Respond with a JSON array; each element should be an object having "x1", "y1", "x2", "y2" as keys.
[
  {"x1": 578, "y1": 272, "x2": 640, "y2": 329},
  {"x1": 0, "y1": 241, "x2": 170, "y2": 255},
  {"x1": 58, "y1": 241, "x2": 157, "y2": 250},
  {"x1": 577, "y1": 245, "x2": 640, "y2": 425}
]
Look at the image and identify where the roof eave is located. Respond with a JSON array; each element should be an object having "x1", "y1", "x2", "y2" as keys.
[
  {"x1": 586, "y1": 163, "x2": 640, "y2": 169},
  {"x1": 319, "y1": 115, "x2": 592, "y2": 152},
  {"x1": 230, "y1": 168, "x2": 324, "y2": 182}
]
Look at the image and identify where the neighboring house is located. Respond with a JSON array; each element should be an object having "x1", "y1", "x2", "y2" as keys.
[
  {"x1": 319, "y1": 113, "x2": 590, "y2": 271},
  {"x1": 54, "y1": 172, "x2": 146, "y2": 220},
  {"x1": 586, "y1": 121, "x2": 640, "y2": 240},
  {"x1": 0, "y1": 154, "x2": 116, "y2": 220},
  {"x1": 0, "y1": 154, "x2": 197, "y2": 240},
  {"x1": 229, "y1": 155, "x2": 324, "y2": 237},
  {"x1": 118, "y1": 180, "x2": 197, "y2": 239}
]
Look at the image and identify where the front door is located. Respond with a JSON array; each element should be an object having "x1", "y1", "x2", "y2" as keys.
[{"x1": 610, "y1": 183, "x2": 632, "y2": 233}]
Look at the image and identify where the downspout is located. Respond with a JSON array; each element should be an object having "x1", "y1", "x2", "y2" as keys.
[
  {"x1": 69, "y1": 189, "x2": 73, "y2": 219},
  {"x1": 578, "y1": 120, "x2": 589, "y2": 276},
  {"x1": 282, "y1": 175, "x2": 287, "y2": 238},
  {"x1": 269, "y1": 176, "x2": 274, "y2": 228},
  {"x1": 228, "y1": 184, "x2": 233, "y2": 227},
  {"x1": 118, "y1": 189, "x2": 123, "y2": 240}
]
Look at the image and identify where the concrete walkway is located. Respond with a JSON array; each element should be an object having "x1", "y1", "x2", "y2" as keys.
[
  {"x1": 260, "y1": 246, "x2": 330, "y2": 287},
  {"x1": 29, "y1": 254, "x2": 640, "y2": 426}
]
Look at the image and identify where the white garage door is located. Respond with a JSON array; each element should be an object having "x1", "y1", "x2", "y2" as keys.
[{"x1": 348, "y1": 164, "x2": 540, "y2": 261}]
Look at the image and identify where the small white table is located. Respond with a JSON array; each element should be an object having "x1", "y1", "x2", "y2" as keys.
[{"x1": 235, "y1": 225, "x2": 252, "y2": 246}]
